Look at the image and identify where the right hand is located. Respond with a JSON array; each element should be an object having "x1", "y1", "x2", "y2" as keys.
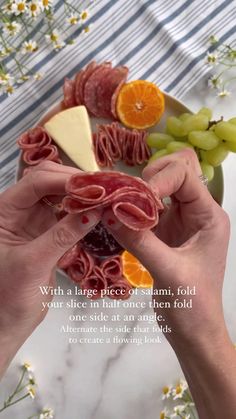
[{"x1": 102, "y1": 149, "x2": 231, "y2": 352}]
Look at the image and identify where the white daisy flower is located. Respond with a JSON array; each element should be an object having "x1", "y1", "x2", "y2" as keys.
[
  {"x1": 172, "y1": 379, "x2": 188, "y2": 400},
  {"x1": 83, "y1": 25, "x2": 91, "y2": 34},
  {"x1": 28, "y1": 1, "x2": 41, "y2": 17},
  {"x1": 3, "y1": 21, "x2": 22, "y2": 36},
  {"x1": 34, "y1": 72, "x2": 43, "y2": 80},
  {"x1": 11, "y1": 0, "x2": 28, "y2": 15},
  {"x1": 0, "y1": 73, "x2": 14, "y2": 86},
  {"x1": 4, "y1": 84, "x2": 15, "y2": 96},
  {"x1": 39, "y1": 408, "x2": 54, "y2": 418},
  {"x1": 208, "y1": 74, "x2": 222, "y2": 89},
  {"x1": 206, "y1": 52, "x2": 218, "y2": 66},
  {"x1": 67, "y1": 15, "x2": 79, "y2": 25},
  {"x1": 1, "y1": 1, "x2": 14, "y2": 14},
  {"x1": 28, "y1": 374, "x2": 36, "y2": 385},
  {"x1": 45, "y1": 29, "x2": 60, "y2": 43},
  {"x1": 161, "y1": 385, "x2": 172, "y2": 400},
  {"x1": 160, "y1": 408, "x2": 169, "y2": 419},
  {"x1": 218, "y1": 89, "x2": 231, "y2": 98},
  {"x1": 209, "y1": 35, "x2": 218, "y2": 45},
  {"x1": 53, "y1": 41, "x2": 65, "y2": 51},
  {"x1": 21, "y1": 40, "x2": 38, "y2": 54},
  {"x1": 40, "y1": 0, "x2": 53, "y2": 11},
  {"x1": 80, "y1": 9, "x2": 89, "y2": 20},
  {"x1": 22, "y1": 362, "x2": 33, "y2": 371},
  {"x1": 27, "y1": 386, "x2": 36, "y2": 399}
]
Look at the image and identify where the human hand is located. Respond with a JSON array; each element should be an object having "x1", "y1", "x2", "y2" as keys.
[
  {"x1": 0, "y1": 161, "x2": 100, "y2": 377},
  {"x1": 102, "y1": 149, "x2": 230, "y2": 350}
]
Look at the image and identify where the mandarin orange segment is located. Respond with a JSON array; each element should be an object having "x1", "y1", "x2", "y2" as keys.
[
  {"x1": 116, "y1": 80, "x2": 165, "y2": 129},
  {"x1": 121, "y1": 250, "x2": 154, "y2": 288}
]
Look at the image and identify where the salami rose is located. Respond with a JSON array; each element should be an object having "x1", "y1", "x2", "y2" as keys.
[
  {"x1": 17, "y1": 126, "x2": 52, "y2": 150},
  {"x1": 100, "y1": 255, "x2": 123, "y2": 280},
  {"x1": 67, "y1": 248, "x2": 95, "y2": 283},
  {"x1": 107, "y1": 277, "x2": 132, "y2": 300},
  {"x1": 80, "y1": 266, "x2": 107, "y2": 300},
  {"x1": 63, "y1": 171, "x2": 162, "y2": 231},
  {"x1": 23, "y1": 145, "x2": 62, "y2": 165}
]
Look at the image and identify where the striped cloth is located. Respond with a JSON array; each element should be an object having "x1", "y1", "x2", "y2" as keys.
[{"x1": 0, "y1": 0, "x2": 236, "y2": 192}]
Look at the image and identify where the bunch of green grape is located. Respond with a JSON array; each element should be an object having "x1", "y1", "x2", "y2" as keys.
[{"x1": 147, "y1": 107, "x2": 236, "y2": 182}]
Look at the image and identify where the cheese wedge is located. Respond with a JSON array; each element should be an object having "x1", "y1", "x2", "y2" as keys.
[{"x1": 44, "y1": 106, "x2": 99, "y2": 172}]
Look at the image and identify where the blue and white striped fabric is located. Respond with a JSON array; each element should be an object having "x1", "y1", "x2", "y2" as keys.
[{"x1": 1, "y1": 0, "x2": 236, "y2": 192}]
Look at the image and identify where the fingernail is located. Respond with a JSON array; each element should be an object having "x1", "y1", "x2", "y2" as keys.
[
  {"x1": 102, "y1": 211, "x2": 122, "y2": 231},
  {"x1": 79, "y1": 210, "x2": 100, "y2": 230}
]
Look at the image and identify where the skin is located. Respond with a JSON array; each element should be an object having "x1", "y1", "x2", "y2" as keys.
[
  {"x1": 0, "y1": 161, "x2": 101, "y2": 378},
  {"x1": 0, "y1": 151, "x2": 236, "y2": 418},
  {"x1": 102, "y1": 149, "x2": 236, "y2": 419}
]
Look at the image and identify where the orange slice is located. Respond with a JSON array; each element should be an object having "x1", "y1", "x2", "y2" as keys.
[
  {"x1": 116, "y1": 80, "x2": 165, "y2": 130},
  {"x1": 121, "y1": 250, "x2": 154, "y2": 288}
]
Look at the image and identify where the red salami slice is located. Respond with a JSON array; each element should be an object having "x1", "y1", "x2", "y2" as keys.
[
  {"x1": 81, "y1": 266, "x2": 107, "y2": 300},
  {"x1": 57, "y1": 244, "x2": 80, "y2": 269},
  {"x1": 17, "y1": 126, "x2": 52, "y2": 150},
  {"x1": 83, "y1": 63, "x2": 112, "y2": 116},
  {"x1": 67, "y1": 248, "x2": 95, "y2": 283},
  {"x1": 93, "y1": 131, "x2": 113, "y2": 168},
  {"x1": 111, "y1": 68, "x2": 128, "y2": 119},
  {"x1": 96, "y1": 66, "x2": 129, "y2": 119},
  {"x1": 78, "y1": 61, "x2": 98, "y2": 105},
  {"x1": 74, "y1": 70, "x2": 84, "y2": 105},
  {"x1": 63, "y1": 171, "x2": 163, "y2": 231},
  {"x1": 63, "y1": 78, "x2": 76, "y2": 108},
  {"x1": 23, "y1": 145, "x2": 61, "y2": 165},
  {"x1": 107, "y1": 277, "x2": 132, "y2": 300},
  {"x1": 100, "y1": 255, "x2": 122, "y2": 280}
]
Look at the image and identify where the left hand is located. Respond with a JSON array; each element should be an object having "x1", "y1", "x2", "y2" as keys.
[{"x1": 0, "y1": 161, "x2": 101, "y2": 377}]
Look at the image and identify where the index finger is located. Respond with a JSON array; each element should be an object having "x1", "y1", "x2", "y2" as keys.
[{"x1": 1, "y1": 162, "x2": 81, "y2": 209}]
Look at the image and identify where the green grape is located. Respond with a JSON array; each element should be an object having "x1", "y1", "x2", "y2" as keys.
[
  {"x1": 183, "y1": 114, "x2": 209, "y2": 134},
  {"x1": 166, "y1": 117, "x2": 187, "y2": 137},
  {"x1": 228, "y1": 117, "x2": 236, "y2": 125},
  {"x1": 205, "y1": 144, "x2": 229, "y2": 167},
  {"x1": 166, "y1": 141, "x2": 193, "y2": 153},
  {"x1": 225, "y1": 141, "x2": 236, "y2": 152},
  {"x1": 147, "y1": 133, "x2": 174, "y2": 149},
  {"x1": 188, "y1": 131, "x2": 219, "y2": 150},
  {"x1": 215, "y1": 121, "x2": 236, "y2": 143},
  {"x1": 197, "y1": 107, "x2": 212, "y2": 120},
  {"x1": 179, "y1": 113, "x2": 192, "y2": 122},
  {"x1": 149, "y1": 149, "x2": 168, "y2": 163},
  {"x1": 200, "y1": 161, "x2": 214, "y2": 182},
  {"x1": 174, "y1": 136, "x2": 189, "y2": 142}
]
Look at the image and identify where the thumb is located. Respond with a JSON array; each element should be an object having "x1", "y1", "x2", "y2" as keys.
[
  {"x1": 27, "y1": 209, "x2": 100, "y2": 269},
  {"x1": 102, "y1": 210, "x2": 177, "y2": 281}
]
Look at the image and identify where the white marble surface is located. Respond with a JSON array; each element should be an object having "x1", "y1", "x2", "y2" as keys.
[{"x1": 1, "y1": 76, "x2": 236, "y2": 419}]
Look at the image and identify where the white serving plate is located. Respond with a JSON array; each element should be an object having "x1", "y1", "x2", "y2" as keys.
[{"x1": 16, "y1": 92, "x2": 223, "y2": 204}]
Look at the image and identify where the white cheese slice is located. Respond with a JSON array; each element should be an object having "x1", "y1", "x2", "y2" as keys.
[{"x1": 44, "y1": 105, "x2": 99, "y2": 172}]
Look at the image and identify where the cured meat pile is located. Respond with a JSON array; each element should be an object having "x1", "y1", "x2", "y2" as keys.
[
  {"x1": 93, "y1": 122, "x2": 151, "y2": 167},
  {"x1": 63, "y1": 61, "x2": 129, "y2": 119},
  {"x1": 17, "y1": 126, "x2": 62, "y2": 166},
  {"x1": 57, "y1": 244, "x2": 132, "y2": 300},
  {"x1": 63, "y1": 171, "x2": 162, "y2": 231}
]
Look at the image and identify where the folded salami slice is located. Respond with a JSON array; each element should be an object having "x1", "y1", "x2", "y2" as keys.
[
  {"x1": 63, "y1": 171, "x2": 162, "y2": 230},
  {"x1": 78, "y1": 61, "x2": 98, "y2": 106},
  {"x1": 83, "y1": 62, "x2": 112, "y2": 116},
  {"x1": 67, "y1": 248, "x2": 95, "y2": 283},
  {"x1": 17, "y1": 126, "x2": 52, "y2": 150},
  {"x1": 57, "y1": 244, "x2": 80, "y2": 270},
  {"x1": 96, "y1": 66, "x2": 129, "y2": 119},
  {"x1": 74, "y1": 70, "x2": 84, "y2": 105},
  {"x1": 100, "y1": 255, "x2": 123, "y2": 280},
  {"x1": 63, "y1": 78, "x2": 76, "y2": 108},
  {"x1": 80, "y1": 266, "x2": 107, "y2": 300},
  {"x1": 107, "y1": 278, "x2": 132, "y2": 300},
  {"x1": 23, "y1": 145, "x2": 62, "y2": 165}
]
